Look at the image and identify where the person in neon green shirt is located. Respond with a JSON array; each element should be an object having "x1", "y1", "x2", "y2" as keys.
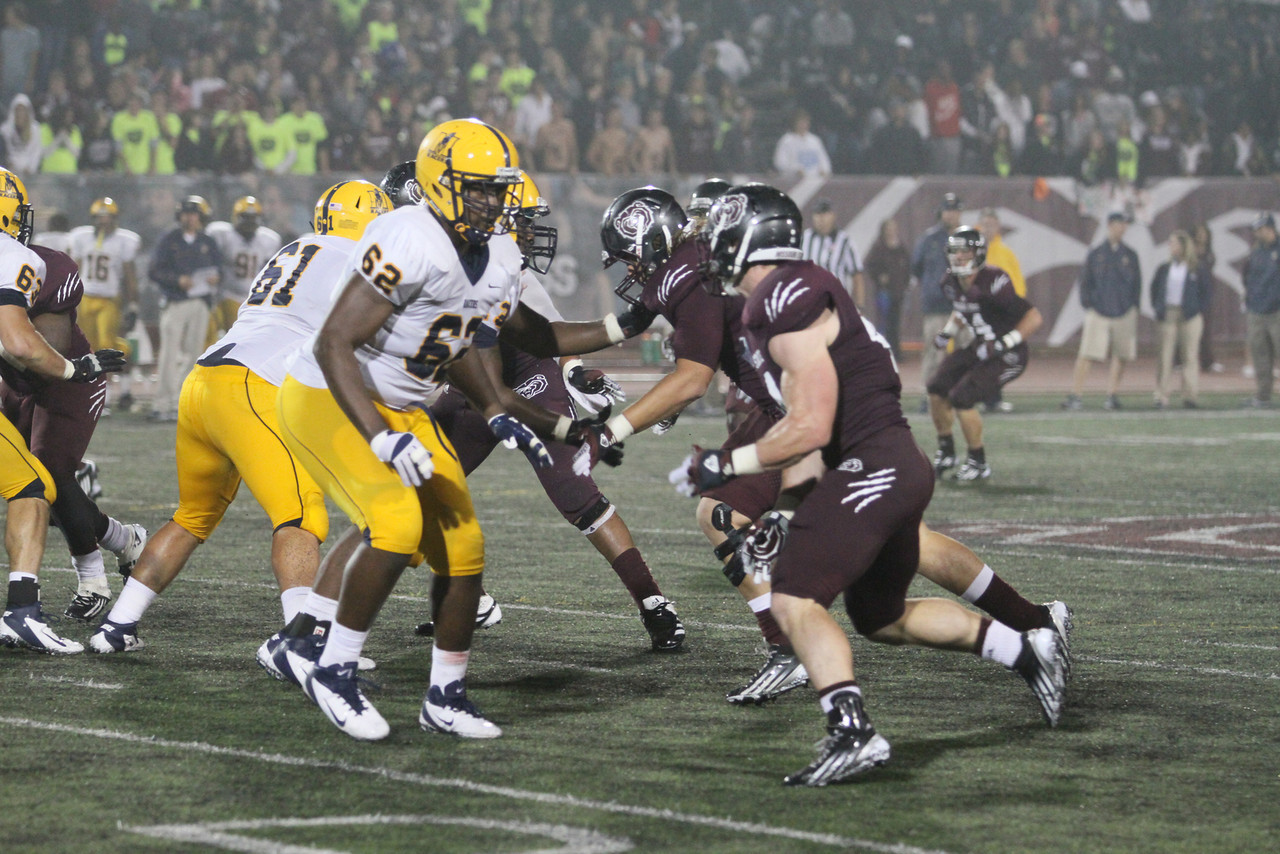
[
  {"x1": 329, "y1": 0, "x2": 368, "y2": 33},
  {"x1": 367, "y1": 1, "x2": 398, "y2": 53},
  {"x1": 458, "y1": 0, "x2": 491, "y2": 35},
  {"x1": 248, "y1": 100, "x2": 296, "y2": 174},
  {"x1": 111, "y1": 89, "x2": 160, "y2": 174},
  {"x1": 279, "y1": 94, "x2": 329, "y2": 175},
  {"x1": 39, "y1": 105, "x2": 82, "y2": 174},
  {"x1": 151, "y1": 90, "x2": 183, "y2": 175},
  {"x1": 499, "y1": 48, "x2": 535, "y2": 107}
]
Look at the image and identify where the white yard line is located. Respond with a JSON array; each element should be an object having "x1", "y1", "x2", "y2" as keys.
[
  {"x1": 1076, "y1": 656, "x2": 1278, "y2": 680},
  {"x1": 0, "y1": 716, "x2": 952, "y2": 854},
  {"x1": 31, "y1": 674, "x2": 123, "y2": 690}
]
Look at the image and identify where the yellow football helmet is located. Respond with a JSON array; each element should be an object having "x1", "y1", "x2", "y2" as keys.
[
  {"x1": 232, "y1": 195, "x2": 263, "y2": 221},
  {"x1": 511, "y1": 170, "x2": 556, "y2": 274},
  {"x1": 89, "y1": 197, "x2": 120, "y2": 219},
  {"x1": 415, "y1": 117, "x2": 522, "y2": 245},
  {"x1": 0, "y1": 168, "x2": 34, "y2": 245},
  {"x1": 312, "y1": 180, "x2": 392, "y2": 240}
]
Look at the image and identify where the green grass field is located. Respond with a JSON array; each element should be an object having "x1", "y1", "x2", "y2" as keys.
[{"x1": 2, "y1": 394, "x2": 1277, "y2": 854}]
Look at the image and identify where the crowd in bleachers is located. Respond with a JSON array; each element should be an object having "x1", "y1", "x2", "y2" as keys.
[{"x1": 2, "y1": 0, "x2": 1279, "y2": 183}]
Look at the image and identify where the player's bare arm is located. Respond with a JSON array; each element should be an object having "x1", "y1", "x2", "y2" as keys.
[
  {"x1": 312, "y1": 271, "x2": 396, "y2": 441},
  {"x1": 751, "y1": 310, "x2": 840, "y2": 469},
  {"x1": 499, "y1": 300, "x2": 655, "y2": 358},
  {"x1": 617, "y1": 358, "x2": 713, "y2": 431}
]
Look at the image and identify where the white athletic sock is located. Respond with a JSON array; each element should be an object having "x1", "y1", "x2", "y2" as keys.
[
  {"x1": 99, "y1": 517, "x2": 129, "y2": 553},
  {"x1": 430, "y1": 645, "x2": 470, "y2": 691},
  {"x1": 819, "y1": 684, "x2": 862, "y2": 714},
  {"x1": 9, "y1": 571, "x2": 38, "y2": 584},
  {"x1": 961, "y1": 564, "x2": 995, "y2": 603},
  {"x1": 747, "y1": 592, "x2": 772, "y2": 613},
  {"x1": 106, "y1": 577, "x2": 157, "y2": 625},
  {"x1": 72, "y1": 550, "x2": 108, "y2": 583},
  {"x1": 981, "y1": 621, "x2": 1024, "y2": 668},
  {"x1": 280, "y1": 586, "x2": 310, "y2": 624},
  {"x1": 303, "y1": 592, "x2": 338, "y2": 624},
  {"x1": 318, "y1": 622, "x2": 367, "y2": 668}
]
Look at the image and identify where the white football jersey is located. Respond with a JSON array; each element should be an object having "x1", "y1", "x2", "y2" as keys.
[
  {"x1": 67, "y1": 225, "x2": 141, "y2": 299},
  {"x1": 287, "y1": 205, "x2": 523, "y2": 411},
  {"x1": 0, "y1": 234, "x2": 45, "y2": 311},
  {"x1": 33, "y1": 230, "x2": 72, "y2": 255},
  {"x1": 197, "y1": 233, "x2": 353, "y2": 386},
  {"x1": 518, "y1": 268, "x2": 563, "y2": 322},
  {"x1": 207, "y1": 221, "x2": 284, "y2": 301}
]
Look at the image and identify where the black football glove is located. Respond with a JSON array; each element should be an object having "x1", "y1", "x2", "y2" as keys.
[
  {"x1": 671, "y1": 445, "x2": 737, "y2": 496},
  {"x1": 616, "y1": 301, "x2": 657, "y2": 339},
  {"x1": 68, "y1": 349, "x2": 126, "y2": 382}
]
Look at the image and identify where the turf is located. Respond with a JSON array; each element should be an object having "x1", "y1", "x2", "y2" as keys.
[{"x1": 1, "y1": 393, "x2": 1277, "y2": 853}]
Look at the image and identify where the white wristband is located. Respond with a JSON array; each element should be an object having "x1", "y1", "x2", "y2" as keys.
[
  {"x1": 61, "y1": 358, "x2": 76, "y2": 380},
  {"x1": 603, "y1": 313, "x2": 626, "y2": 344},
  {"x1": 605, "y1": 413, "x2": 635, "y2": 442},
  {"x1": 941, "y1": 316, "x2": 960, "y2": 338},
  {"x1": 553, "y1": 415, "x2": 572, "y2": 443},
  {"x1": 729, "y1": 444, "x2": 764, "y2": 476},
  {"x1": 1001, "y1": 329, "x2": 1023, "y2": 349}
]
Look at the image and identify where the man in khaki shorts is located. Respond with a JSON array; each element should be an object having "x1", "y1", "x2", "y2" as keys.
[{"x1": 1063, "y1": 211, "x2": 1141, "y2": 410}]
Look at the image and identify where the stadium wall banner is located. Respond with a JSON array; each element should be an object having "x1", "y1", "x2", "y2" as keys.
[{"x1": 26, "y1": 174, "x2": 1280, "y2": 346}]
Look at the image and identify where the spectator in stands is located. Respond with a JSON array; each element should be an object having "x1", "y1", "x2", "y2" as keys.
[
  {"x1": 1020, "y1": 112, "x2": 1064, "y2": 175},
  {"x1": 354, "y1": 105, "x2": 393, "y2": 173},
  {"x1": 867, "y1": 98, "x2": 926, "y2": 176},
  {"x1": 249, "y1": 100, "x2": 295, "y2": 175},
  {"x1": 1072, "y1": 128, "x2": 1115, "y2": 186},
  {"x1": 864, "y1": 217, "x2": 911, "y2": 358},
  {"x1": 280, "y1": 94, "x2": 328, "y2": 175},
  {"x1": 587, "y1": 106, "x2": 631, "y2": 175},
  {"x1": 1061, "y1": 91, "x2": 1098, "y2": 162},
  {"x1": 773, "y1": 108, "x2": 831, "y2": 179},
  {"x1": 78, "y1": 103, "x2": 116, "y2": 172},
  {"x1": 675, "y1": 100, "x2": 717, "y2": 174},
  {"x1": 988, "y1": 121, "x2": 1015, "y2": 177},
  {"x1": 175, "y1": 109, "x2": 218, "y2": 173},
  {"x1": 1063, "y1": 212, "x2": 1142, "y2": 412},
  {"x1": 533, "y1": 98, "x2": 578, "y2": 173},
  {"x1": 152, "y1": 90, "x2": 182, "y2": 176},
  {"x1": 1, "y1": 94, "x2": 43, "y2": 174},
  {"x1": 1, "y1": 3, "x2": 40, "y2": 105},
  {"x1": 111, "y1": 89, "x2": 159, "y2": 175},
  {"x1": 959, "y1": 62, "x2": 998, "y2": 174},
  {"x1": 924, "y1": 59, "x2": 963, "y2": 175},
  {"x1": 630, "y1": 106, "x2": 676, "y2": 174},
  {"x1": 512, "y1": 77, "x2": 552, "y2": 151},
  {"x1": 216, "y1": 120, "x2": 255, "y2": 176},
  {"x1": 1179, "y1": 118, "x2": 1213, "y2": 177},
  {"x1": 1114, "y1": 119, "x2": 1140, "y2": 188},
  {"x1": 38, "y1": 103, "x2": 80, "y2": 174},
  {"x1": 1220, "y1": 119, "x2": 1269, "y2": 177},
  {"x1": 1140, "y1": 104, "x2": 1180, "y2": 180}
]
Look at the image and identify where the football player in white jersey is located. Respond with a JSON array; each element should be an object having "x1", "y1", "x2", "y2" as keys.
[
  {"x1": 89, "y1": 181, "x2": 392, "y2": 656},
  {"x1": 206, "y1": 195, "x2": 284, "y2": 341},
  {"x1": 0, "y1": 168, "x2": 125, "y2": 654},
  {"x1": 275, "y1": 118, "x2": 552, "y2": 742},
  {"x1": 68, "y1": 197, "x2": 142, "y2": 410}
]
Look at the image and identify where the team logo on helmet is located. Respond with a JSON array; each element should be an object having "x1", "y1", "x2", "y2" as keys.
[
  {"x1": 425, "y1": 131, "x2": 457, "y2": 164},
  {"x1": 614, "y1": 200, "x2": 656, "y2": 244},
  {"x1": 710, "y1": 193, "x2": 749, "y2": 231}
]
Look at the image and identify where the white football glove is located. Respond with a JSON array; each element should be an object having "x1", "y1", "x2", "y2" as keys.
[
  {"x1": 668, "y1": 453, "x2": 697, "y2": 498},
  {"x1": 563, "y1": 359, "x2": 625, "y2": 417},
  {"x1": 738, "y1": 510, "x2": 792, "y2": 585},
  {"x1": 370, "y1": 429, "x2": 434, "y2": 487}
]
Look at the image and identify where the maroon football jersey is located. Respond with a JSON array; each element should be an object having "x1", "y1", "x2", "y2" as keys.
[
  {"x1": 0, "y1": 245, "x2": 90, "y2": 394},
  {"x1": 741, "y1": 260, "x2": 906, "y2": 468},
  {"x1": 940, "y1": 264, "x2": 1033, "y2": 342},
  {"x1": 638, "y1": 238, "x2": 780, "y2": 417}
]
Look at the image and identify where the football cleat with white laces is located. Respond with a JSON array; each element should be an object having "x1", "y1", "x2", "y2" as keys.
[
  {"x1": 1, "y1": 604, "x2": 85, "y2": 654},
  {"x1": 726, "y1": 645, "x2": 809, "y2": 705},
  {"x1": 64, "y1": 590, "x2": 111, "y2": 622},
  {"x1": 1040, "y1": 600, "x2": 1074, "y2": 676},
  {"x1": 88, "y1": 620, "x2": 144, "y2": 653},
  {"x1": 112, "y1": 524, "x2": 148, "y2": 579},
  {"x1": 639, "y1": 594, "x2": 685, "y2": 652},
  {"x1": 414, "y1": 593, "x2": 503, "y2": 637},
  {"x1": 931, "y1": 449, "x2": 956, "y2": 480},
  {"x1": 305, "y1": 661, "x2": 390, "y2": 741},
  {"x1": 784, "y1": 691, "x2": 891, "y2": 787},
  {"x1": 419, "y1": 679, "x2": 502, "y2": 739},
  {"x1": 1013, "y1": 627, "x2": 1067, "y2": 726},
  {"x1": 952, "y1": 458, "x2": 992, "y2": 482}
]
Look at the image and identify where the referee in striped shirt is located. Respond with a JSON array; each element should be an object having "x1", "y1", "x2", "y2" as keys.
[{"x1": 802, "y1": 198, "x2": 866, "y2": 306}]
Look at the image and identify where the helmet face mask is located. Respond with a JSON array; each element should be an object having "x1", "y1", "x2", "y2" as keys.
[
  {"x1": 415, "y1": 118, "x2": 523, "y2": 246},
  {"x1": 313, "y1": 180, "x2": 393, "y2": 241},
  {"x1": 0, "y1": 169, "x2": 35, "y2": 245},
  {"x1": 699, "y1": 183, "x2": 804, "y2": 297},
  {"x1": 946, "y1": 226, "x2": 987, "y2": 277},
  {"x1": 600, "y1": 186, "x2": 687, "y2": 306},
  {"x1": 512, "y1": 171, "x2": 557, "y2": 275}
]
